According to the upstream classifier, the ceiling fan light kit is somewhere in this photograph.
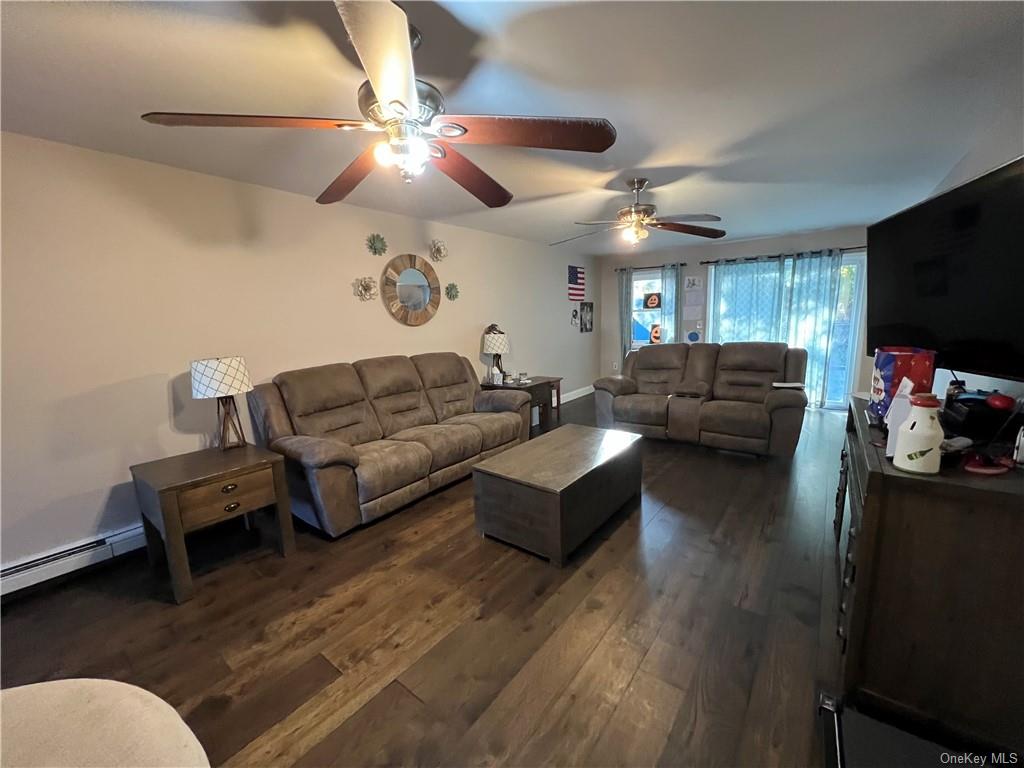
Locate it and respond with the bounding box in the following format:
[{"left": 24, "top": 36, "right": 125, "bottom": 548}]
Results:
[{"left": 141, "top": 0, "right": 616, "bottom": 209}]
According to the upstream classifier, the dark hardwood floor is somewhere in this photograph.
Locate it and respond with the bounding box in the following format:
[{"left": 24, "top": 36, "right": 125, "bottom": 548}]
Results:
[{"left": 1, "top": 396, "right": 846, "bottom": 767}]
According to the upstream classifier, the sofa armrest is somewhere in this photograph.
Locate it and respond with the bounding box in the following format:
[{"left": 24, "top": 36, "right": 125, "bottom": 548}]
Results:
[
  {"left": 675, "top": 380, "right": 710, "bottom": 399},
  {"left": 270, "top": 435, "right": 359, "bottom": 469},
  {"left": 594, "top": 376, "right": 638, "bottom": 397},
  {"left": 474, "top": 389, "right": 531, "bottom": 413},
  {"left": 764, "top": 388, "right": 808, "bottom": 413}
]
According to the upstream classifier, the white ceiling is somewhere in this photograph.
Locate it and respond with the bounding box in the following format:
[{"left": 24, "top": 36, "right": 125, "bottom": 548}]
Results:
[{"left": 3, "top": 1, "right": 1021, "bottom": 253}]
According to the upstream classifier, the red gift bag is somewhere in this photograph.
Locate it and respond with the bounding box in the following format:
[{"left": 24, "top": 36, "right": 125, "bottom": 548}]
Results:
[{"left": 869, "top": 347, "right": 936, "bottom": 418}]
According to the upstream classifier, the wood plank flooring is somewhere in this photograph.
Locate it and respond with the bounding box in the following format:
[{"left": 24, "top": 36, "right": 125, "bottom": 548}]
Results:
[{"left": 1, "top": 397, "right": 846, "bottom": 767}]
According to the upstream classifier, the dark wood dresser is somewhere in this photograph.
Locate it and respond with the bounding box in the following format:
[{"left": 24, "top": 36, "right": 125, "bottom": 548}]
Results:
[{"left": 833, "top": 397, "right": 1024, "bottom": 750}]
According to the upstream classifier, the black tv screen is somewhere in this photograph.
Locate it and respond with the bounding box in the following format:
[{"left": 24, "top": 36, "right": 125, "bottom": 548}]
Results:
[{"left": 866, "top": 157, "right": 1024, "bottom": 381}]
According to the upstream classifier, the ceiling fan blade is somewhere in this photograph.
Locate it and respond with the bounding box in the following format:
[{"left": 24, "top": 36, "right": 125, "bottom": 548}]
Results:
[
  {"left": 316, "top": 144, "right": 378, "bottom": 204},
  {"left": 649, "top": 222, "right": 727, "bottom": 239},
  {"left": 574, "top": 220, "right": 624, "bottom": 226},
  {"left": 141, "top": 112, "right": 378, "bottom": 130},
  {"left": 652, "top": 213, "right": 722, "bottom": 223},
  {"left": 335, "top": 0, "right": 418, "bottom": 121},
  {"left": 430, "top": 142, "right": 512, "bottom": 208},
  {"left": 549, "top": 225, "right": 626, "bottom": 246},
  {"left": 429, "top": 115, "right": 616, "bottom": 152}
]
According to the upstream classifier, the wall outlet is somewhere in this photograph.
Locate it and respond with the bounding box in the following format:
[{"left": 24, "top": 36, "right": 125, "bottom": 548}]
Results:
[{"left": 612, "top": 361, "right": 619, "bottom": 371}]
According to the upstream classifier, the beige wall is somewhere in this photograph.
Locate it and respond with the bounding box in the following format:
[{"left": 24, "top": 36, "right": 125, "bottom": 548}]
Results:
[
  {"left": 0, "top": 132, "right": 600, "bottom": 565},
  {"left": 597, "top": 226, "right": 868, "bottom": 377}
]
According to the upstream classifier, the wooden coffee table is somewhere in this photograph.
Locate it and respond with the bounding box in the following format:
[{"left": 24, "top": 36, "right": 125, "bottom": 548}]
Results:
[{"left": 472, "top": 424, "right": 642, "bottom": 566}]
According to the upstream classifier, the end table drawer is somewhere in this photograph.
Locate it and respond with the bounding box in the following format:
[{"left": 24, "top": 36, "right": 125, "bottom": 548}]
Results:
[{"left": 178, "top": 467, "right": 276, "bottom": 532}]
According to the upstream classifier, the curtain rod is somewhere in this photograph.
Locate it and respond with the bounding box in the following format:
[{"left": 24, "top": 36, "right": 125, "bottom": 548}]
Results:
[
  {"left": 613, "top": 246, "right": 865, "bottom": 271},
  {"left": 698, "top": 245, "right": 866, "bottom": 266},
  {"left": 613, "top": 262, "right": 687, "bottom": 272}
]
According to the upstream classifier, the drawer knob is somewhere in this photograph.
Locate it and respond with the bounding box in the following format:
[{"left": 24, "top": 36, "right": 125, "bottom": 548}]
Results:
[
  {"left": 849, "top": 527, "right": 858, "bottom": 539},
  {"left": 221, "top": 483, "right": 238, "bottom": 494},
  {"left": 836, "top": 625, "right": 846, "bottom": 639},
  {"left": 224, "top": 502, "right": 240, "bottom": 513},
  {"left": 843, "top": 576, "right": 854, "bottom": 588},
  {"left": 846, "top": 552, "right": 855, "bottom": 563}
]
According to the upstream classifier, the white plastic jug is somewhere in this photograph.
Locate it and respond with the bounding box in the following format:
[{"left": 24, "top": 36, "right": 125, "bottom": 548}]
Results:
[{"left": 893, "top": 394, "right": 943, "bottom": 475}]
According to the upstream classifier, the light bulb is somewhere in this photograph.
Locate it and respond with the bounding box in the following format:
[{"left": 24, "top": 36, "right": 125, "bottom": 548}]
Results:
[
  {"left": 377, "top": 135, "right": 431, "bottom": 182},
  {"left": 622, "top": 227, "right": 639, "bottom": 244},
  {"left": 404, "top": 135, "right": 431, "bottom": 167},
  {"left": 391, "top": 135, "right": 429, "bottom": 176},
  {"left": 638, "top": 227, "right": 649, "bottom": 240},
  {"left": 373, "top": 141, "right": 395, "bottom": 167}
]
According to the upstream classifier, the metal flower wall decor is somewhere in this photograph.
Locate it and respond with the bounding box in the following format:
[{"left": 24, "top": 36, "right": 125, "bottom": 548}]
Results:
[
  {"left": 428, "top": 239, "right": 448, "bottom": 262},
  {"left": 365, "top": 233, "right": 387, "bottom": 256},
  {"left": 353, "top": 276, "right": 379, "bottom": 302},
  {"left": 445, "top": 282, "right": 460, "bottom": 301}
]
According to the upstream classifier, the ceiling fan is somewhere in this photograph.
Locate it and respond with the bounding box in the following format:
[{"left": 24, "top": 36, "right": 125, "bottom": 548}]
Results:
[
  {"left": 141, "top": 1, "right": 616, "bottom": 209},
  {"left": 550, "top": 177, "right": 726, "bottom": 246}
]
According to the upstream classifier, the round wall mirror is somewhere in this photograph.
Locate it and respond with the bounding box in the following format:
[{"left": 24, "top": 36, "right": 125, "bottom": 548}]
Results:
[{"left": 381, "top": 253, "right": 441, "bottom": 326}]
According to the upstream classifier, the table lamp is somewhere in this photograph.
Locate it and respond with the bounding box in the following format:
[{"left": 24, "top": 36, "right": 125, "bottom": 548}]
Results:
[
  {"left": 190, "top": 356, "right": 253, "bottom": 450},
  {"left": 482, "top": 326, "right": 510, "bottom": 376}
]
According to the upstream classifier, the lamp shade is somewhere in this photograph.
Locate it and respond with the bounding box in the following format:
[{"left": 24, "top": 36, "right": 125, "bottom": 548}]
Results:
[
  {"left": 482, "top": 332, "right": 510, "bottom": 355},
  {"left": 190, "top": 356, "right": 252, "bottom": 399}
]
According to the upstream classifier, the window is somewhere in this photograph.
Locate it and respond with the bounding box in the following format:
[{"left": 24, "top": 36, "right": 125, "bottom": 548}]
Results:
[{"left": 630, "top": 268, "right": 676, "bottom": 348}]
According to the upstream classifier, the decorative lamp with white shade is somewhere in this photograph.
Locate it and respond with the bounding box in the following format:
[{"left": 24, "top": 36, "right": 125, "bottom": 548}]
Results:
[
  {"left": 190, "top": 356, "right": 253, "bottom": 450},
  {"left": 481, "top": 325, "right": 511, "bottom": 377}
]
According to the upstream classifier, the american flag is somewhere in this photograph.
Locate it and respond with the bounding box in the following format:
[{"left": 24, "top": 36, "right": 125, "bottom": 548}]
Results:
[{"left": 568, "top": 265, "right": 586, "bottom": 300}]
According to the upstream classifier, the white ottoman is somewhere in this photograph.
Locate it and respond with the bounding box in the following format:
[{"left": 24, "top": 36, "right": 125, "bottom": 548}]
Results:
[{"left": 1, "top": 679, "right": 208, "bottom": 768}]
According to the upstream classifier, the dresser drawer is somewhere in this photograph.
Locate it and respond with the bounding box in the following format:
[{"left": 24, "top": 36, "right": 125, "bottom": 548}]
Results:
[
  {"left": 846, "top": 433, "right": 868, "bottom": 507},
  {"left": 837, "top": 578, "right": 855, "bottom": 654},
  {"left": 178, "top": 467, "right": 276, "bottom": 532}
]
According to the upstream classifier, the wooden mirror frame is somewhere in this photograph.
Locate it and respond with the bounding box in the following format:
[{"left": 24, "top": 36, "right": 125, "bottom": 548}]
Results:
[{"left": 380, "top": 253, "right": 441, "bottom": 326}]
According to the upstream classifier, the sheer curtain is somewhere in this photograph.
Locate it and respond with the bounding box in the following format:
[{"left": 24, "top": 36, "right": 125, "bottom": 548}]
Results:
[
  {"left": 661, "top": 263, "right": 683, "bottom": 343},
  {"left": 617, "top": 267, "right": 633, "bottom": 366},
  {"left": 708, "top": 250, "right": 843, "bottom": 406}
]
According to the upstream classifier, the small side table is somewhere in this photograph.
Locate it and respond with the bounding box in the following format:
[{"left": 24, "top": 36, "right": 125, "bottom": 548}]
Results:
[
  {"left": 130, "top": 445, "right": 294, "bottom": 603},
  {"left": 482, "top": 376, "right": 563, "bottom": 430}
]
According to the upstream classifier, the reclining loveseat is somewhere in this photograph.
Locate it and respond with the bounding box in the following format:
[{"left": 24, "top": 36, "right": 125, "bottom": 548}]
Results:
[{"left": 594, "top": 341, "right": 808, "bottom": 457}]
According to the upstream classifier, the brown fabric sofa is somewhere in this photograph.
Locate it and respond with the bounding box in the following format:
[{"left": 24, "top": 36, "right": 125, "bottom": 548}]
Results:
[
  {"left": 248, "top": 352, "right": 530, "bottom": 537},
  {"left": 594, "top": 342, "right": 808, "bottom": 457}
]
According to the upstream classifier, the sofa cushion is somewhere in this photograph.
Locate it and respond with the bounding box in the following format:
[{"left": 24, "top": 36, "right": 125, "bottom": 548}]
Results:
[
  {"left": 352, "top": 439, "right": 432, "bottom": 503},
  {"left": 274, "top": 363, "right": 383, "bottom": 445},
  {"left": 411, "top": 352, "right": 478, "bottom": 422},
  {"left": 613, "top": 393, "right": 670, "bottom": 426},
  {"left": 677, "top": 343, "right": 720, "bottom": 397},
  {"left": 354, "top": 356, "right": 437, "bottom": 436},
  {"left": 633, "top": 344, "right": 689, "bottom": 395},
  {"left": 443, "top": 412, "right": 521, "bottom": 451},
  {"left": 712, "top": 342, "right": 788, "bottom": 404},
  {"left": 700, "top": 400, "right": 771, "bottom": 439},
  {"left": 389, "top": 423, "right": 483, "bottom": 472}
]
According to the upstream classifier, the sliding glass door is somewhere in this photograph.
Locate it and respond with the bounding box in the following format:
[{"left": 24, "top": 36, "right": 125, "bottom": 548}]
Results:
[
  {"left": 707, "top": 249, "right": 866, "bottom": 408},
  {"left": 823, "top": 251, "right": 866, "bottom": 409}
]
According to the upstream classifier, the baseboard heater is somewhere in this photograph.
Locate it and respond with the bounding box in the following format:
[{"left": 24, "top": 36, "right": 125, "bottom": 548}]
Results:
[{"left": 0, "top": 525, "right": 145, "bottom": 596}]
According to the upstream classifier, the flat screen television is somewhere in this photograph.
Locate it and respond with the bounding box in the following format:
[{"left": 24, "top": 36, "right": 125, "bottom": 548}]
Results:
[{"left": 866, "top": 157, "right": 1024, "bottom": 381}]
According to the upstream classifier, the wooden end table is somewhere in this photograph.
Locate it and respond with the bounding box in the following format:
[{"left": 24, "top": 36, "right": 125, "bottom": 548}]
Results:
[
  {"left": 481, "top": 375, "right": 563, "bottom": 430},
  {"left": 130, "top": 445, "right": 294, "bottom": 603}
]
